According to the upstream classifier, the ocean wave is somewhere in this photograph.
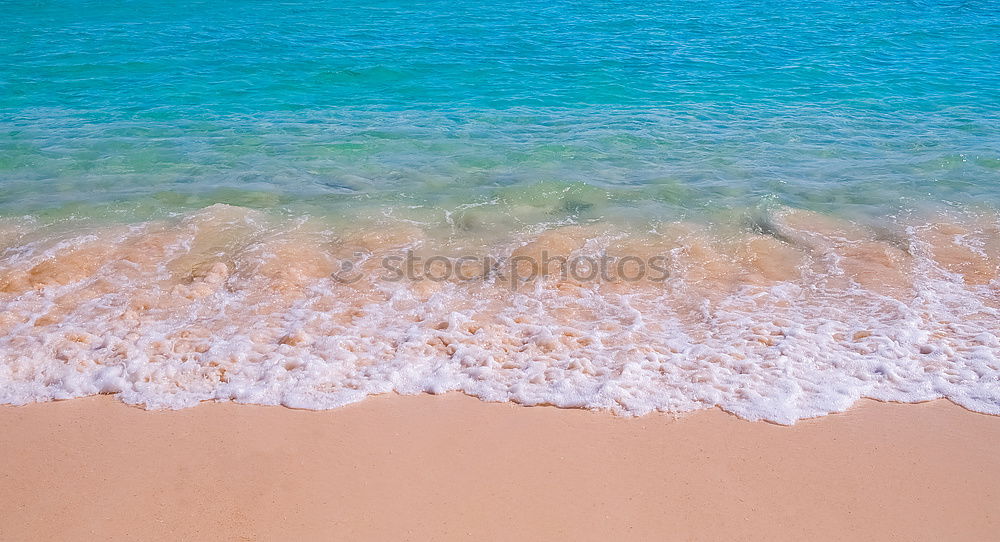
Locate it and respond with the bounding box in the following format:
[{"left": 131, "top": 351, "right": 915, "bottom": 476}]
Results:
[{"left": 0, "top": 204, "right": 998, "bottom": 424}]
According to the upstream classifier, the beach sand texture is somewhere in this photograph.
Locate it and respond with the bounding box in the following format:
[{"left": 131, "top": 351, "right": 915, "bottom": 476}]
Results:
[{"left": 1, "top": 395, "right": 997, "bottom": 541}]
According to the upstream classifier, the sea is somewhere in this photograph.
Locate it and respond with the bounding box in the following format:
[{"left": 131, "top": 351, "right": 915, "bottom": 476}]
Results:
[{"left": 1, "top": 0, "right": 998, "bottom": 423}]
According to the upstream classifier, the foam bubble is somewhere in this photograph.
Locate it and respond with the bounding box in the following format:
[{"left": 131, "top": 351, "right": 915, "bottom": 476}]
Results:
[{"left": 0, "top": 205, "right": 997, "bottom": 424}]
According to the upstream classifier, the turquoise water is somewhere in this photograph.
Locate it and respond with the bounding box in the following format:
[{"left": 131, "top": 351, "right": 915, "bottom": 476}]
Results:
[
  {"left": 3, "top": 1, "right": 1000, "bottom": 421},
  {"left": 2, "top": 0, "right": 999, "bottom": 223}
]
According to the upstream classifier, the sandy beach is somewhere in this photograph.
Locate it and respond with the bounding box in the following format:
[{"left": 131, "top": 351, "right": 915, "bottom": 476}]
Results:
[
  {"left": 4, "top": 1, "right": 999, "bottom": 540},
  {"left": 1, "top": 395, "right": 997, "bottom": 541}
]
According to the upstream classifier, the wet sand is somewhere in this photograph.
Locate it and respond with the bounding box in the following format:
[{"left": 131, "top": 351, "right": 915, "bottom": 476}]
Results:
[{"left": 1, "top": 395, "right": 998, "bottom": 541}]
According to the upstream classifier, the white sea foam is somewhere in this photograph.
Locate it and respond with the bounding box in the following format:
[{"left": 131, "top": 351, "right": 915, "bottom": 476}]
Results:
[{"left": 0, "top": 205, "right": 997, "bottom": 424}]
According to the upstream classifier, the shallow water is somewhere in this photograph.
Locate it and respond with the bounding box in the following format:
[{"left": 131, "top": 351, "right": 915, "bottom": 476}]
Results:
[
  {"left": 1, "top": 0, "right": 998, "bottom": 422},
  {"left": 1, "top": 205, "right": 997, "bottom": 423}
]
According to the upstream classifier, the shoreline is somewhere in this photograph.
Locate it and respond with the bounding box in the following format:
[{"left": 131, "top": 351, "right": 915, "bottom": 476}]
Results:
[
  {"left": 2, "top": 394, "right": 998, "bottom": 540},
  {"left": 3, "top": 204, "right": 998, "bottom": 423}
]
